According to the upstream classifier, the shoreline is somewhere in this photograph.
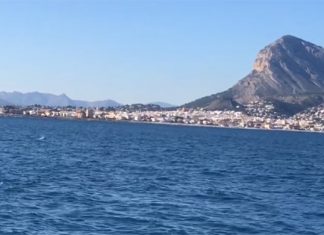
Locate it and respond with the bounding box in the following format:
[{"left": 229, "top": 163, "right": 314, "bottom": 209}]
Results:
[
  {"left": 1, "top": 114, "right": 323, "bottom": 134},
  {"left": 128, "top": 119, "right": 324, "bottom": 134}
]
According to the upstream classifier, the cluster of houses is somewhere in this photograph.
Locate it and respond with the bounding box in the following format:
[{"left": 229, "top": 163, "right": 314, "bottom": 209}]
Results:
[{"left": 0, "top": 103, "right": 323, "bottom": 132}]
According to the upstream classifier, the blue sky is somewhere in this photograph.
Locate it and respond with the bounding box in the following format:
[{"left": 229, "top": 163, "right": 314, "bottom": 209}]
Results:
[{"left": 0, "top": 0, "right": 323, "bottom": 105}]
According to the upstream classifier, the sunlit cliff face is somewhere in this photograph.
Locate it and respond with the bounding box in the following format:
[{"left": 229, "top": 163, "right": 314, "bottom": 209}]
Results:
[{"left": 253, "top": 48, "right": 272, "bottom": 72}]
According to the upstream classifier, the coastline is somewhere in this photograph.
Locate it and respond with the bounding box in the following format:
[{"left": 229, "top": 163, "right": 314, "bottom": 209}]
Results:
[
  {"left": 1, "top": 114, "right": 323, "bottom": 134},
  {"left": 128, "top": 119, "right": 324, "bottom": 134}
]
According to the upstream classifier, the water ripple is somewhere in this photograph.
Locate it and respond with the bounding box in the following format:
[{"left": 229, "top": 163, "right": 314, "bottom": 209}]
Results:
[{"left": 0, "top": 117, "right": 324, "bottom": 234}]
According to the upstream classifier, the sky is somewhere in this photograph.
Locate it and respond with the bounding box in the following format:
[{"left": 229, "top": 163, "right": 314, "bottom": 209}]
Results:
[{"left": 0, "top": 0, "right": 323, "bottom": 105}]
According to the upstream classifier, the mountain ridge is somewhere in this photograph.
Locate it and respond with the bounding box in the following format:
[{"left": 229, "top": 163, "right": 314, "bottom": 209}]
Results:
[{"left": 0, "top": 91, "right": 176, "bottom": 109}]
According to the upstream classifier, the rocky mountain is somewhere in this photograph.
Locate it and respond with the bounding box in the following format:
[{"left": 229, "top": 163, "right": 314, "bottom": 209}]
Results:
[
  {"left": 0, "top": 91, "right": 121, "bottom": 107},
  {"left": 184, "top": 35, "right": 324, "bottom": 114}
]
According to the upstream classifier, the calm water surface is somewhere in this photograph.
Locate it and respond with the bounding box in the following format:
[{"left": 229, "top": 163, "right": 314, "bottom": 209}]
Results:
[{"left": 0, "top": 117, "right": 324, "bottom": 234}]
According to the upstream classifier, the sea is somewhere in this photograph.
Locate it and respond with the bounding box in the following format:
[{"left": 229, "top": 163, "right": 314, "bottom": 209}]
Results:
[{"left": 0, "top": 117, "right": 324, "bottom": 235}]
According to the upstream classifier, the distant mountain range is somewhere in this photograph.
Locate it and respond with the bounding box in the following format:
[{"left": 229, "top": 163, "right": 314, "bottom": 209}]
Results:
[
  {"left": 184, "top": 35, "right": 324, "bottom": 114},
  {"left": 0, "top": 91, "right": 176, "bottom": 108},
  {"left": 0, "top": 91, "right": 121, "bottom": 107}
]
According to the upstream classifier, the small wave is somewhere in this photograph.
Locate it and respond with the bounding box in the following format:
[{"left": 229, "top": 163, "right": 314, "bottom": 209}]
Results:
[{"left": 38, "top": 136, "right": 45, "bottom": 141}]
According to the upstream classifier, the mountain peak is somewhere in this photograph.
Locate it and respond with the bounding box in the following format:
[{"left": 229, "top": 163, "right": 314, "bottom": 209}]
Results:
[
  {"left": 253, "top": 35, "right": 300, "bottom": 72},
  {"left": 253, "top": 35, "right": 324, "bottom": 73},
  {"left": 277, "top": 34, "right": 302, "bottom": 42}
]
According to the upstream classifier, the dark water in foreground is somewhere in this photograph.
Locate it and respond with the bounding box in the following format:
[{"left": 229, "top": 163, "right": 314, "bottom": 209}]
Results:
[{"left": 0, "top": 117, "right": 324, "bottom": 235}]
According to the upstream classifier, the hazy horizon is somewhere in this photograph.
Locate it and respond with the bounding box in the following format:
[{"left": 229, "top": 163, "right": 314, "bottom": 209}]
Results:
[{"left": 1, "top": 0, "right": 323, "bottom": 105}]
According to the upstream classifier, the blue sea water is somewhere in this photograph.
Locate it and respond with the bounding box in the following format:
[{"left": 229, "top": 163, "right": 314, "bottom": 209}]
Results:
[{"left": 0, "top": 117, "right": 324, "bottom": 235}]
